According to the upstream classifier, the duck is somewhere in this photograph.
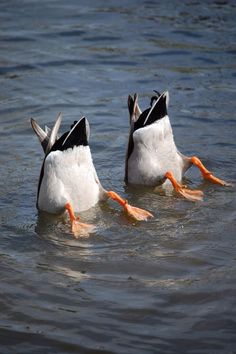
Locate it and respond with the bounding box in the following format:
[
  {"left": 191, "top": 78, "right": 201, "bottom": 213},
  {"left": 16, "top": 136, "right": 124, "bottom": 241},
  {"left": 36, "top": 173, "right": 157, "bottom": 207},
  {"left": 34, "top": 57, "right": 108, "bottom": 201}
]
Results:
[
  {"left": 125, "top": 90, "right": 230, "bottom": 201},
  {"left": 31, "top": 113, "right": 153, "bottom": 236}
]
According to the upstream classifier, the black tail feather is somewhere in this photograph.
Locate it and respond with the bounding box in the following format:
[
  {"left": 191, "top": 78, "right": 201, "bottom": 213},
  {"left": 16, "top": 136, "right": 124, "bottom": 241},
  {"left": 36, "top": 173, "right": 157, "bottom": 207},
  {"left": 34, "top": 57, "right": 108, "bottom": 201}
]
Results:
[
  {"left": 51, "top": 117, "right": 89, "bottom": 152},
  {"left": 133, "top": 91, "right": 168, "bottom": 132}
]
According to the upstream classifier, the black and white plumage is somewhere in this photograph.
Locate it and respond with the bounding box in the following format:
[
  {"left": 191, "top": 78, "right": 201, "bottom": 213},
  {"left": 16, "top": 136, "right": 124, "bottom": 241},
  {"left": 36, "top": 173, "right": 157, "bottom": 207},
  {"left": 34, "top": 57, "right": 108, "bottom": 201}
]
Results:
[
  {"left": 125, "top": 91, "right": 229, "bottom": 200},
  {"left": 31, "top": 115, "right": 105, "bottom": 215},
  {"left": 125, "top": 91, "right": 190, "bottom": 187},
  {"left": 31, "top": 114, "right": 153, "bottom": 235}
]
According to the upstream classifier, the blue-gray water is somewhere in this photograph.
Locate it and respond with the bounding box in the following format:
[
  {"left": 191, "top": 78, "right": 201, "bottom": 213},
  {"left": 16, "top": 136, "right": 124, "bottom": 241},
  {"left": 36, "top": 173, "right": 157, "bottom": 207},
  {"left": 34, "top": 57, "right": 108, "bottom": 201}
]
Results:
[{"left": 0, "top": 1, "right": 236, "bottom": 353}]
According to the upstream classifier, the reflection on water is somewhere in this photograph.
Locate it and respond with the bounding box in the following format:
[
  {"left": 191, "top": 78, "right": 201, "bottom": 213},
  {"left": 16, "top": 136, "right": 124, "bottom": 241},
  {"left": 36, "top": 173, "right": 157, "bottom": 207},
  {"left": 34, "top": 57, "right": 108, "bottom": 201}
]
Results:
[{"left": 0, "top": 0, "right": 236, "bottom": 353}]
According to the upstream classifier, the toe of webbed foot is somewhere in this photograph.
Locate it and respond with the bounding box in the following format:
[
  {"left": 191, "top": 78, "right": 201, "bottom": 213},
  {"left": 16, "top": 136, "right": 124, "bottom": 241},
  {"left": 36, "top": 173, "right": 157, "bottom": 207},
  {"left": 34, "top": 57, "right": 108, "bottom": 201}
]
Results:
[
  {"left": 124, "top": 203, "right": 154, "bottom": 221},
  {"left": 72, "top": 219, "right": 96, "bottom": 238}
]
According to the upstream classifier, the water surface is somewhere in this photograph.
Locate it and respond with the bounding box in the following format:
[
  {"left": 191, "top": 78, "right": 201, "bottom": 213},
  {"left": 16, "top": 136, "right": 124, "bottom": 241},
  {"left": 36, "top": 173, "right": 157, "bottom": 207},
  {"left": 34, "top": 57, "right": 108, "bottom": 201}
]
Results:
[{"left": 0, "top": 1, "right": 236, "bottom": 353}]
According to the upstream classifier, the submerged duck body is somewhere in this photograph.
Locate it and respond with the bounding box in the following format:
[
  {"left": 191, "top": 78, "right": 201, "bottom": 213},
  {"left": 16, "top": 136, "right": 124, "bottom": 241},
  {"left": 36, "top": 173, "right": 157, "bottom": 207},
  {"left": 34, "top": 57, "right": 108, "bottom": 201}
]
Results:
[
  {"left": 35, "top": 117, "right": 102, "bottom": 214},
  {"left": 125, "top": 91, "right": 229, "bottom": 200},
  {"left": 38, "top": 145, "right": 101, "bottom": 214},
  {"left": 31, "top": 114, "right": 153, "bottom": 236},
  {"left": 127, "top": 113, "right": 188, "bottom": 187}
]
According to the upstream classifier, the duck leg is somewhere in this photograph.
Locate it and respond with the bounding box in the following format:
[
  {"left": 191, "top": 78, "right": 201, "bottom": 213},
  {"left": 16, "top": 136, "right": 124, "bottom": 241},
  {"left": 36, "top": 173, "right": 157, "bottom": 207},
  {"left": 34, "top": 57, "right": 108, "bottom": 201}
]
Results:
[
  {"left": 190, "top": 156, "right": 231, "bottom": 186},
  {"left": 107, "top": 191, "right": 153, "bottom": 221},
  {"left": 165, "top": 171, "right": 204, "bottom": 202},
  {"left": 65, "top": 203, "right": 95, "bottom": 237}
]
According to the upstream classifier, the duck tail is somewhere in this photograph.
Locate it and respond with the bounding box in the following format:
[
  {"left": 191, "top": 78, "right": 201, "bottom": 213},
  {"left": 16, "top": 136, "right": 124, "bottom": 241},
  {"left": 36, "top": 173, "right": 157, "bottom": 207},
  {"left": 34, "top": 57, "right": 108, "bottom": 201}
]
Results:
[{"left": 30, "top": 112, "right": 62, "bottom": 154}]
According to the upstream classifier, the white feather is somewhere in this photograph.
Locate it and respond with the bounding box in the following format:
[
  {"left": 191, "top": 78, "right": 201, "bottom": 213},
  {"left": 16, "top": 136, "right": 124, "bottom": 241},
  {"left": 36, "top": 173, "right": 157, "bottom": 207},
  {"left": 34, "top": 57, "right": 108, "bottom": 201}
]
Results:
[
  {"left": 127, "top": 115, "right": 185, "bottom": 187},
  {"left": 38, "top": 145, "right": 101, "bottom": 214}
]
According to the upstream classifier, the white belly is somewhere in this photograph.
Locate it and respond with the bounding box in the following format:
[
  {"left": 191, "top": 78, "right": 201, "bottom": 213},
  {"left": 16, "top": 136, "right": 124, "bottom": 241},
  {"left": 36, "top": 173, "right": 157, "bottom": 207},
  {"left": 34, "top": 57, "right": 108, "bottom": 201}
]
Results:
[
  {"left": 127, "top": 116, "right": 185, "bottom": 186},
  {"left": 38, "top": 146, "right": 101, "bottom": 214}
]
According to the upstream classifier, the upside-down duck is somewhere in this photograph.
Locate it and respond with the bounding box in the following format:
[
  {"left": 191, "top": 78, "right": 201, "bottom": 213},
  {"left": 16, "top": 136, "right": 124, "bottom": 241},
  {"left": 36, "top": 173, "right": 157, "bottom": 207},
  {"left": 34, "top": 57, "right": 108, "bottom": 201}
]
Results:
[
  {"left": 125, "top": 90, "right": 230, "bottom": 201},
  {"left": 31, "top": 114, "right": 153, "bottom": 236}
]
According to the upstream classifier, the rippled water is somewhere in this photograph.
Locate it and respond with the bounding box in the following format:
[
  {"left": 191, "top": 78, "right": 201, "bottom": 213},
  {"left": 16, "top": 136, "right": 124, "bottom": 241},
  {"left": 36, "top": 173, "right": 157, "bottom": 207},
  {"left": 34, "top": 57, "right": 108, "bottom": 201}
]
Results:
[{"left": 1, "top": 1, "right": 236, "bottom": 353}]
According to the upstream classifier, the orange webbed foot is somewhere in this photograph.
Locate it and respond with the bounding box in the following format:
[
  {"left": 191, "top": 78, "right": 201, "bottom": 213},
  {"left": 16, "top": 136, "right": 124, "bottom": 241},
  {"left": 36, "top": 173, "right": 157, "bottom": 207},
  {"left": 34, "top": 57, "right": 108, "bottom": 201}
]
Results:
[
  {"left": 165, "top": 171, "right": 203, "bottom": 202},
  {"left": 107, "top": 191, "right": 153, "bottom": 221},
  {"left": 191, "top": 156, "right": 232, "bottom": 187},
  {"left": 175, "top": 186, "right": 204, "bottom": 202},
  {"left": 71, "top": 219, "right": 95, "bottom": 238},
  {"left": 65, "top": 203, "right": 95, "bottom": 238},
  {"left": 124, "top": 203, "right": 154, "bottom": 221}
]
